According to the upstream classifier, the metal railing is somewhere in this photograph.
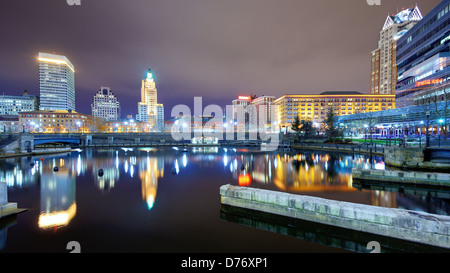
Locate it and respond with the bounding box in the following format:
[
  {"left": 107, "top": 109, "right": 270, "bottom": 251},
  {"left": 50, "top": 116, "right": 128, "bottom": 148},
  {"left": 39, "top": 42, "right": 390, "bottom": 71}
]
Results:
[{"left": 290, "top": 141, "right": 385, "bottom": 155}]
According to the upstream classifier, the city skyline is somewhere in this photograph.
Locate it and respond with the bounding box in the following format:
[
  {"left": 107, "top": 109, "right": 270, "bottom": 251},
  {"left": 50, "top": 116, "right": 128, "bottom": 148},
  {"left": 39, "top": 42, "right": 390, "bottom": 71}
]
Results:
[
  {"left": 2, "top": 0, "right": 450, "bottom": 256},
  {"left": 0, "top": 0, "right": 442, "bottom": 118}
]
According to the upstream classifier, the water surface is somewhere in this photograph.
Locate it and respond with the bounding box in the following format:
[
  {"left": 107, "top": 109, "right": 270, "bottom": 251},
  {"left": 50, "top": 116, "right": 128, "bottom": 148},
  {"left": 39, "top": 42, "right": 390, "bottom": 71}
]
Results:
[{"left": 0, "top": 147, "right": 448, "bottom": 253}]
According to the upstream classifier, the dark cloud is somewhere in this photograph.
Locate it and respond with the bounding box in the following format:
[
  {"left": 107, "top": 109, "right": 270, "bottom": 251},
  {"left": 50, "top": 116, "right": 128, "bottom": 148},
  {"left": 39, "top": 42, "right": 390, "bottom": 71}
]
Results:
[{"left": 0, "top": 0, "right": 442, "bottom": 118}]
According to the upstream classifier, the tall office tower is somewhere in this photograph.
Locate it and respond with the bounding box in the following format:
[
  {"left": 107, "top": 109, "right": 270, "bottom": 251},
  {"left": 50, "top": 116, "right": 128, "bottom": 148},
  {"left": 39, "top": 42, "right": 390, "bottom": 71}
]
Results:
[
  {"left": 397, "top": 0, "right": 450, "bottom": 108},
  {"left": 139, "top": 69, "right": 158, "bottom": 129},
  {"left": 156, "top": 103, "right": 164, "bottom": 132},
  {"left": 38, "top": 52, "right": 75, "bottom": 111},
  {"left": 91, "top": 87, "right": 121, "bottom": 121},
  {"left": 370, "top": 6, "right": 423, "bottom": 95}
]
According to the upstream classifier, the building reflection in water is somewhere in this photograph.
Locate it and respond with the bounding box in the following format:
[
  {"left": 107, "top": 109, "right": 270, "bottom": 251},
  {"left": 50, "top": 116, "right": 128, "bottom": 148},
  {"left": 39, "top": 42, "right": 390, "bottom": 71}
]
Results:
[
  {"left": 79, "top": 148, "right": 165, "bottom": 210},
  {"left": 226, "top": 151, "right": 398, "bottom": 209},
  {"left": 1, "top": 146, "right": 449, "bottom": 229},
  {"left": 140, "top": 155, "right": 164, "bottom": 210},
  {"left": 38, "top": 159, "right": 76, "bottom": 230}
]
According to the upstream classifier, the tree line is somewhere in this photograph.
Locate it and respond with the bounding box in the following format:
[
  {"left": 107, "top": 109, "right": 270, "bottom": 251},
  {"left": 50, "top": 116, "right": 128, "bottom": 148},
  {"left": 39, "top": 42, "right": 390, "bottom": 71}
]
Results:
[{"left": 290, "top": 110, "right": 341, "bottom": 140}]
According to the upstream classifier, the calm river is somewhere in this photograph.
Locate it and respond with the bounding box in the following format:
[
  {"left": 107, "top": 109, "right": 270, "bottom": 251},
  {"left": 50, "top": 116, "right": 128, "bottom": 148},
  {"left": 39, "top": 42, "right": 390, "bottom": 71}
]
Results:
[{"left": 0, "top": 147, "right": 449, "bottom": 253}]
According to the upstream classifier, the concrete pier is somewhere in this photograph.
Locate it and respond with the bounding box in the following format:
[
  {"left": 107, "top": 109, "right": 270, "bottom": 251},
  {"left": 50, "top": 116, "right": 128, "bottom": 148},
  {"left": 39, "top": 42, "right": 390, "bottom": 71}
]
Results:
[
  {"left": 220, "top": 184, "right": 450, "bottom": 249},
  {"left": 0, "top": 182, "right": 25, "bottom": 219},
  {"left": 352, "top": 168, "right": 450, "bottom": 190}
]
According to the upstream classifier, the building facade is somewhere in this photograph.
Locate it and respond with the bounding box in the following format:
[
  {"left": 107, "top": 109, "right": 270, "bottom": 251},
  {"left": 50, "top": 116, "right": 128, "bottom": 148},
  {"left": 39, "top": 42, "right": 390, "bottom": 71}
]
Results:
[
  {"left": 251, "top": 95, "right": 276, "bottom": 128},
  {"left": 38, "top": 52, "right": 76, "bottom": 111},
  {"left": 19, "top": 110, "right": 93, "bottom": 133},
  {"left": 371, "top": 7, "right": 423, "bottom": 95},
  {"left": 91, "top": 87, "right": 121, "bottom": 122},
  {"left": 136, "top": 102, "right": 148, "bottom": 123},
  {"left": 0, "top": 90, "right": 38, "bottom": 116},
  {"left": 0, "top": 115, "right": 21, "bottom": 133},
  {"left": 156, "top": 103, "right": 164, "bottom": 132},
  {"left": 232, "top": 95, "right": 253, "bottom": 131},
  {"left": 274, "top": 91, "right": 395, "bottom": 132},
  {"left": 103, "top": 120, "right": 152, "bottom": 133},
  {"left": 396, "top": 0, "right": 450, "bottom": 108}
]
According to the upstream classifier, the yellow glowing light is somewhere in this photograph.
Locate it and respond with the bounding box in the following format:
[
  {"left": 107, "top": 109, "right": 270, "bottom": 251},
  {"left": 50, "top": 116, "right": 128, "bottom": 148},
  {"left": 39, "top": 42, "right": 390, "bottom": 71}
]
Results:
[
  {"left": 38, "top": 203, "right": 77, "bottom": 229},
  {"left": 38, "top": 57, "right": 75, "bottom": 73}
]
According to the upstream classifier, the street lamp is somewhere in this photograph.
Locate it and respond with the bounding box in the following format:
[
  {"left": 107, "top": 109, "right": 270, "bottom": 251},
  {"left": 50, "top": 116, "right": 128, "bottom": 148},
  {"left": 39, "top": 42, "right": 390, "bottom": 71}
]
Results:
[
  {"left": 438, "top": 118, "right": 444, "bottom": 146},
  {"left": 426, "top": 111, "right": 430, "bottom": 147},
  {"left": 364, "top": 124, "right": 368, "bottom": 143},
  {"left": 76, "top": 121, "right": 81, "bottom": 133}
]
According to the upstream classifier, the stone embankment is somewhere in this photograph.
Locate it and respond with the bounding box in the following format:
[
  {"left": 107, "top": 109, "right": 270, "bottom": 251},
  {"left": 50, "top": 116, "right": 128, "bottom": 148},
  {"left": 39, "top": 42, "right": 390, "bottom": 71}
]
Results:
[
  {"left": 220, "top": 184, "right": 450, "bottom": 249},
  {"left": 384, "top": 147, "right": 450, "bottom": 171},
  {"left": 352, "top": 168, "right": 450, "bottom": 190}
]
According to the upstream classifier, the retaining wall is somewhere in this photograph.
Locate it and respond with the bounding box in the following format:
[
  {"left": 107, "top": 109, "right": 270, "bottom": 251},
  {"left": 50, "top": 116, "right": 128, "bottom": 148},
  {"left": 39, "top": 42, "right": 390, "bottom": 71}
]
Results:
[
  {"left": 352, "top": 168, "right": 450, "bottom": 188},
  {"left": 220, "top": 184, "right": 450, "bottom": 249},
  {"left": 384, "top": 146, "right": 450, "bottom": 171},
  {"left": 0, "top": 182, "right": 6, "bottom": 206}
]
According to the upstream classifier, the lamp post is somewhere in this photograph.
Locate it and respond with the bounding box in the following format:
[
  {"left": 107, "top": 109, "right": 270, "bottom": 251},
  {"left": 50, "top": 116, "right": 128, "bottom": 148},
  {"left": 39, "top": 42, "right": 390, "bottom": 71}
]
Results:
[
  {"left": 419, "top": 121, "right": 424, "bottom": 148},
  {"left": 426, "top": 111, "right": 430, "bottom": 147},
  {"left": 364, "top": 124, "right": 368, "bottom": 144},
  {"left": 30, "top": 121, "right": 36, "bottom": 133}
]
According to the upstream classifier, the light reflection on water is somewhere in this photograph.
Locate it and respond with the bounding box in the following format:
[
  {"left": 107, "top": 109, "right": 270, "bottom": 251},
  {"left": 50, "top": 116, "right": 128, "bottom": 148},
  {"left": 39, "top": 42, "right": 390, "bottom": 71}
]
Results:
[{"left": 0, "top": 148, "right": 448, "bottom": 235}]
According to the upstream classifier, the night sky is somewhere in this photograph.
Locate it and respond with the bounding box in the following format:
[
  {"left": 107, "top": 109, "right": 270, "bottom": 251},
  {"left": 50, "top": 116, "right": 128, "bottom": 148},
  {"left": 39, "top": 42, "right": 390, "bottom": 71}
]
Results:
[{"left": 0, "top": 0, "right": 442, "bottom": 118}]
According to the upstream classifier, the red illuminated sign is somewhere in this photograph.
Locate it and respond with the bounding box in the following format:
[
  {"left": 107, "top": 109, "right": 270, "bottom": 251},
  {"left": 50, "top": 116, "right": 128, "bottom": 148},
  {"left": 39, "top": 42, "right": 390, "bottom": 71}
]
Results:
[
  {"left": 238, "top": 96, "right": 251, "bottom": 101},
  {"left": 415, "top": 79, "right": 443, "bottom": 87}
]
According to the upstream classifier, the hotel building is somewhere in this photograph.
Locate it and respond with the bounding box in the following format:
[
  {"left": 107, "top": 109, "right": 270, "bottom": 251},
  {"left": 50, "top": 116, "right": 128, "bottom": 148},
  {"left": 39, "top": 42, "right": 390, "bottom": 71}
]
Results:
[
  {"left": 91, "top": 87, "right": 121, "bottom": 122},
  {"left": 0, "top": 90, "right": 38, "bottom": 116},
  {"left": 38, "top": 52, "right": 76, "bottom": 111},
  {"left": 19, "top": 110, "right": 93, "bottom": 133},
  {"left": 396, "top": 0, "right": 450, "bottom": 108},
  {"left": 370, "top": 6, "right": 423, "bottom": 95},
  {"left": 274, "top": 91, "right": 395, "bottom": 132},
  {"left": 231, "top": 95, "right": 253, "bottom": 131},
  {"left": 252, "top": 95, "right": 276, "bottom": 127}
]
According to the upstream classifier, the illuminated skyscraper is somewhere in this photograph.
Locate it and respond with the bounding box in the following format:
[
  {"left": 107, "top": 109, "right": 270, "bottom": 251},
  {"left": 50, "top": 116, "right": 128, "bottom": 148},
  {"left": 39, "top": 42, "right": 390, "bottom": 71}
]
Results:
[
  {"left": 38, "top": 52, "right": 75, "bottom": 111},
  {"left": 138, "top": 69, "right": 158, "bottom": 129},
  {"left": 370, "top": 6, "right": 423, "bottom": 95},
  {"left": 137, "top": 69, "right": 165, "bottom": 131},
  {"left": 397, "top": 0, "right": 450, "bottom": 108}
]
